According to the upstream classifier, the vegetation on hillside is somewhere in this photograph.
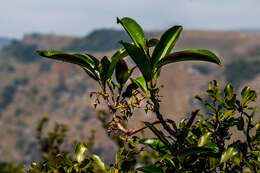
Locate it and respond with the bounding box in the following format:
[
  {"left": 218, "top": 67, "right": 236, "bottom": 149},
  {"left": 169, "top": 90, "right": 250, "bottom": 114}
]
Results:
[{"left": 31, "top": 17, "right": 259, "bottom": 172}]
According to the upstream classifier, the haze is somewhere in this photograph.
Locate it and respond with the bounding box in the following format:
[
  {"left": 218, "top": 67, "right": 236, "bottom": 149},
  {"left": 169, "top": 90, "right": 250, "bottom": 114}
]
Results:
[{"left": 1, "top": 0, "right": 260, "bottom": 39}]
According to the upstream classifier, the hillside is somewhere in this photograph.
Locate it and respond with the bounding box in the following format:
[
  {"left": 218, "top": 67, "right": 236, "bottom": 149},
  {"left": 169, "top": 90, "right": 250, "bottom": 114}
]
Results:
[
  {"left": 0, "top": 37, "right": 11, "bottom": 49},
  {"left": 1, "top": 29, "right": 260, "bottom": 164}
]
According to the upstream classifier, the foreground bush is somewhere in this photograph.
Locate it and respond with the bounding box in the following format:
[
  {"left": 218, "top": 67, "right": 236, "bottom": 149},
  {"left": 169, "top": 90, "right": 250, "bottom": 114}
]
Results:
[{"left": 12, "top": 17, "right": 259, "bottom": 172}]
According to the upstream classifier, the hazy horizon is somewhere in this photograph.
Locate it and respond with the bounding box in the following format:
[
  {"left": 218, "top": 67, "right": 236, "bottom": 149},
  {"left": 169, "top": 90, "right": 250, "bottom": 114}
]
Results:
[{"left": 1, "top": 0, "right": 260, "bottom": 39}]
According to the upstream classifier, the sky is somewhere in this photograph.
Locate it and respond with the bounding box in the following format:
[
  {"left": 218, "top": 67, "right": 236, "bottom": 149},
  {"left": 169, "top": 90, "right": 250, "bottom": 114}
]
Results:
[{"left": 1, "top": 0, "right": 260, "bottom": 39}]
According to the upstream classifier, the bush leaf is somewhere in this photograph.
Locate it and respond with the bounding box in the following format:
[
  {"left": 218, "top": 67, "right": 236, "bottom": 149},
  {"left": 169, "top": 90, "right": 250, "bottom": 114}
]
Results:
[
  {"left": 156, "top": 49, "right": 221, "bottom": 69},
  {"left": 91, "top": 154, "right": 106, "bottom": 172},
  {"left": 151, "top": 25, "right": 183, "bottom": 67},
  {"left": 75, "top": 142, "right": 88, "bottom": 163},
  {"left": 120, "top": 41, "right": 152, "bottom": 81},
  {"left": 117, "top": 17, "right": 147, "bottom": 51},
  {"left": 115, "top": 59, "right": 130, "bottom": 85},
  {"left": 139, "top": 138, "right": 171, "bottom": 154},
  {"left": 220, "top": 147, "right": 238, "bottom": 163},
  {"left": 131, "top": 77, "right": 148, "bottom": 94},
  {"left": 107, "top": 47, "right": 128, "bottom": 79}
]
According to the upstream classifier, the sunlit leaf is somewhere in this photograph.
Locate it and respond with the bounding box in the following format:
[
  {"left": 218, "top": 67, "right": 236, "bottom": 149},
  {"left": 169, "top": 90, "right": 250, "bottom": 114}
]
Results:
[
  {"left": 220, "top": 147, "right": 238, "bottom": 163},
  {"left": 117, "top": 17, "right": 147, "bottom": 51},
  {"left": 156, "top": 49, "right": 221, "bottom": 70},
  {"left": 198, "top": 132, "right": 212, "bottom": 147},
  {"left": 75, "top": 142, "right": 88, "bottom": 163},
  {"left": 91, "top": 154, "right": 106, "bottom": 172},
  {"left": 151, "top": 26, "right": 183, "bottom": 67},
  {"left": 139, "top": 138, "right": 171, "bottom": 154},
  {"left": 131, "top": 77, "right": 148, "bottom": 94}
]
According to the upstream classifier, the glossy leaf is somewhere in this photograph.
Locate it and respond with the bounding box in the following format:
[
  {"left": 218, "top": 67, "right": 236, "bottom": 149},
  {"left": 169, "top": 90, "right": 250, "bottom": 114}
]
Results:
[
  {"left": 156, "top": 49, "right": 221, "bottom": 70},
  {"left": 137, "top": 166, "right": 164, "bottom": 173},
  {"left": 115, "top": 59, "right": 130, "bottom": 85},
  {"left": 82, "top": 66, "right": 99, "bottom": 81},
  {"left": 151, "top": 26, "right": 183, "bottom": 67},
  {"left": 100, "top": 56, "right": 111, "bottom": 82},
  {"left": 131, "top": 77, "right": 148, "bottom": 94},
  {"left": 119, "top": 41, "right": 152, "bottom": 81},
  {"left": 143, "top": 122, "right": 171, "bottom": 147},
  {"left": 198, "top": 132, "right": 212, "bottom": 147},
  {"left": 224, "top": 84, "right": 234, "bottom": 100},
  {"left": 75, "top": 142, "right": 88, "bottom": 163},
  {"left": 220, "top": 147, "right": 238, "bottom": 163},
  {"left": 37, "top": 51, "right": 95, "bottom": 68},
  {"left": 107, "top": 48, "right": 128, "bottom": 79},
  {"left": 139, "top": 138, "right": 171, "bottom": 154},
  {"left": 203, "top": 142, "right": 219, "bottom": 153},
  {"left": 117, "top": 17, "right": 147, "bottom": 51},
  {"left": 91, "top": 154, "right": 106, "bottom": 172}
]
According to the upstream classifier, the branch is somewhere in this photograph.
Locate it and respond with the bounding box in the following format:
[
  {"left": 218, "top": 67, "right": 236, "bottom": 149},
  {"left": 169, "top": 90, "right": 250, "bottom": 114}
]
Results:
[
  {"left": 113, "top": 115, "right": 176, "bottom": 136},
  {"left": 150, "top": 91, "right": 178, "bottom": 137}
]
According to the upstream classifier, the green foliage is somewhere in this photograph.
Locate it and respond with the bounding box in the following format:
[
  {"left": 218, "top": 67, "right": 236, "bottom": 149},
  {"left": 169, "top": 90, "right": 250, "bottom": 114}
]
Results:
[
  {"left": 0, "top": 162, "right": 24, "bottom": 173},
  {"left": 33, "top": 17, "right": 260, "bottom": 172}
]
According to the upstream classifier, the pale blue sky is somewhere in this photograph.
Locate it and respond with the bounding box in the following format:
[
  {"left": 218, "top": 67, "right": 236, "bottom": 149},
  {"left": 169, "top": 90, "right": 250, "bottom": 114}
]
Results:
[{"left": 1, "top": 0, "right": 259, "bottom": 39}]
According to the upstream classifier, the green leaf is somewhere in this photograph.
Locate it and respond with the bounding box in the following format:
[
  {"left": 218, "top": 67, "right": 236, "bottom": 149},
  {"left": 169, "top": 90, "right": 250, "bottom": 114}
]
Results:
[
  {"left": 178, "top": 146, "right": 215, "bottom": 162},
  {"left": 37, "top": 51, "right": 100, "bottom": 81},
  {"left": 119, "top": 41, "right": 152, "bottom": 81},
  {"left": 131, "top": 77, "right": 148, "bottom": 94},
  {"left": 115, "top": 59, "right": 131, "bottom": 85},
  {"left": 117, "top": 17, "right": 147, "bottom": 51},
  {"left": 136, "top": 166, "right": 164, "bottom": 173},
  {"left": 82, "top": 66, "right": 99, "bottom": 81},
  {"left": 143, "top": 122, "right": 171, "bottom": 148},
  {"left": 37, "top": 50, "right": 95, "bottom": 68},
  {"left": 151, "top": 25, "right": 183, "bottom": 67},
  {"left": 107, "top": 47, "right": 128, "bottom": 79},
  {"left": 139, "top": 138, "right": 171, "bottom": 154},
  {"left": 198, "top": 132, "right": 212, "bottom": 147},
  {"left": 75, "top": 142, "right": 88, "bottom": 163},
  {"left": 147, "top": 38, "right": 159, "bottom": 47},
  {"left": 91, "top": 154, "right": 106, "bottom": 172},
  {"left": 203, "top": 142, "right": 219, "bottom": 153},
  {"left": 100, "top": 56, "right": 111, "bottom": 82},
  {"left": 220, "top": 147, "right": 238, "bottom": 163},
  {"left": 156, "top": 49, "right": 221, "bottom": 70},
  {"left": 224, "top": 84, "right": 234, "bottom": 100},
  {"left": 241, "top": 86, "right": 258, "bottom": 106}
]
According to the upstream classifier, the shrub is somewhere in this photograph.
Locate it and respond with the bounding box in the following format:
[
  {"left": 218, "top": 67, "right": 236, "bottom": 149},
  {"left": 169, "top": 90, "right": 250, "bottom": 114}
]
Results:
[{"left": 32, "top": 17, "right": 259, "bottom": 172}]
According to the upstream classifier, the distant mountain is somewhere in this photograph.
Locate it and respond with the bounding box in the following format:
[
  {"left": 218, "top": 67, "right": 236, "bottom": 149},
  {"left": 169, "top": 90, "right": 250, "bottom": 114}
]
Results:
[
  {"left": 0, "top": 37, "right": 11, "bottom": 49},
  {"left": 237, "top": 29, "right": 260, "bottom": 33},
  {"left": 1, "top": 29, "right": 260, "bottom": 165},
  {"left": 63, "top": 29, "right": 132, "bottom": 52}
]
